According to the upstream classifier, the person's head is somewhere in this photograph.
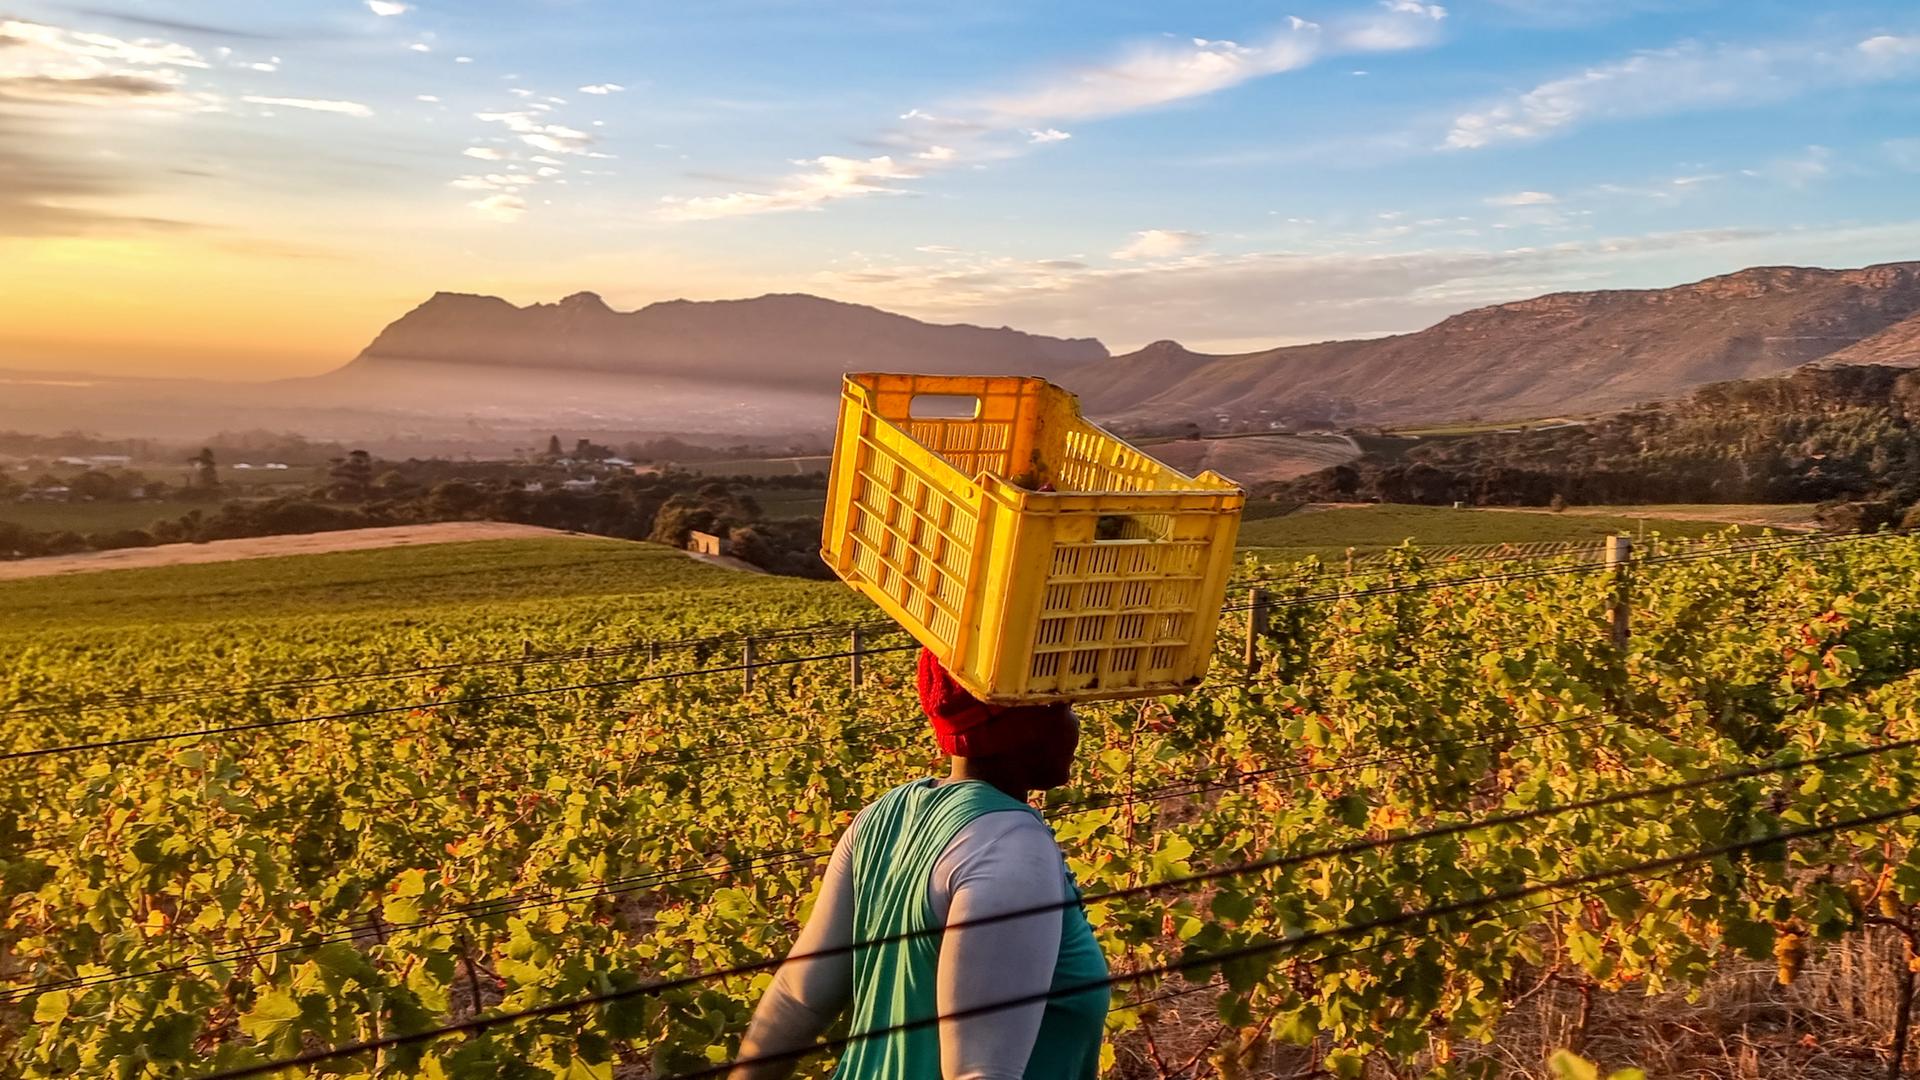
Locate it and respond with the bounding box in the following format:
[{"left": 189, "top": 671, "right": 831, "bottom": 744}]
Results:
[{"left": 916, "top": 648, "right": 1081, "bottom": 793}]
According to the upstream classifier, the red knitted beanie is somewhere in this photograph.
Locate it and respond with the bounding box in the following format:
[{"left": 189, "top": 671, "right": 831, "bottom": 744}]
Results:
[{"left": 916, "top": 648, "right": 1068, "bottom": 757}]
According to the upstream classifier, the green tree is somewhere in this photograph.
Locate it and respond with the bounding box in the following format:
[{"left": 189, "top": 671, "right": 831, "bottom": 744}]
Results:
[
  {"left": 327, "top": 450, "right": 375, "bottom": 502},
  {"left": 188, "top": 448, "right": 219, "bottom": 493}
]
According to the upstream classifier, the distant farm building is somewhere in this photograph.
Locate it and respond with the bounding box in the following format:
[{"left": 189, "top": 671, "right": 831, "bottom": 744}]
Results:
[
  {"left": 559, "top": 478, "right": 598, "bottom": 493},
  {"left": 687, "top": 530, "right": 729, "bottom": 557}
]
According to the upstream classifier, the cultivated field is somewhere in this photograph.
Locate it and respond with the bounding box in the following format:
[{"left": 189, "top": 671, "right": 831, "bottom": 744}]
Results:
[
  {"left": 1143, "top": 433, "right": 1362, "bottom": 484},
  {"left": 0, "top": 499, "right": 207, "bottom": 535},
  {"left": 0, "top": 522, "right": 584, "bottom": 581},
  {"left": 674, "top": 455, "right": 831, "bottom": 477},
  {"left": 1233, "top": 503, "right": 1779, "bottom": 561},
  {"left": 5, "top": 532, "right": 1920, "bottom": 1078}
]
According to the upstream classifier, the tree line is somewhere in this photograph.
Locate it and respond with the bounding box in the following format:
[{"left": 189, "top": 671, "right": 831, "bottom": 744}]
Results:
[
  {"left": 0, "top": 456, "right": 832, "bottom": 577},
  {"left": 1265, "top": 364, "right": 1920, "bottom": 529}
]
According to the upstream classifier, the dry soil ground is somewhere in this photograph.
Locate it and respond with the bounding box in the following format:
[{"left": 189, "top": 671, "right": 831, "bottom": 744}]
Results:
[{"left": 0, "top": 522, "right": 587, "bottom": 581}]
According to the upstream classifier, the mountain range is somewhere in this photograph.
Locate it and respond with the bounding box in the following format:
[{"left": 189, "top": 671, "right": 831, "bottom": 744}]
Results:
[
  {"left": 335, "top": 291, "right": 1104, "bottom": 386},
  {"left": 1078, "top": 261, "right": 1920, "bottom": 428},
  {"left": 9, "top": 261, "right": 1920, "bottom": 449},
  {"left": 323, "top": 261, "right": 1920, "bottom": 434}
]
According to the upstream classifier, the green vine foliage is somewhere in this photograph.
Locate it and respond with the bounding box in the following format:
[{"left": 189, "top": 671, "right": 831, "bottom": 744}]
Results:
[{"left": 3, "top": 534, "right": 1919, "bottom": 1077}]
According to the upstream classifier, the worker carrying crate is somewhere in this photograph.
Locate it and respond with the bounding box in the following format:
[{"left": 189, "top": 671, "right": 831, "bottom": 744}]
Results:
[{"left": 820, "top": 373, "right": 1245, "bottom": 704}]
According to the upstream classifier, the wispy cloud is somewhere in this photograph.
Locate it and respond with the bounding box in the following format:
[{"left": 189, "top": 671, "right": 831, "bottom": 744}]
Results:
[
  {"left": 468, "top": 192, "right": 525, "bottom": 221},
  {"left": 454, "top": 172, "right": 536, "bottom": 192},
  {"left": 242, "top": 94, "right": 371, "bottom": 117},
  {"left": 814, "top": 222, "right": 1914, "bottom": 354},
  {"left": 1446, "top": 34, "right": 1920, "bottom": 150},
  {"left": 477, "top": 109, "right": 597, "bottom": 154},
  {"left": 1860, "top": 34, "right": 1920, "bottom": 60},
  {"left": 976, "top": 5, "right": 1442, "bottom": 123},
  {"left": 0, "top": 71, "right": 176, "bottom": 104},
  {"left": 0, "top": 17, "right": 208, "bottom": 69},
  {"left": 659, "top": 154, "right": 921, "bottom": 221},
  {"left": 72, "top": 9, "right": 282, "bottom": 41},
  {"left": 579, "top": 83, "right": 624, "bottom": 95},
  {"left": 1485, "top": 190, "right": 1557, "bottom": 206},
  {"left": 0, "top": 112, "right": 197, "bottom": 236},
  {"left": 0, "top": 17, "right": 216, "bottom": 110},
  {"left": 1112, "top": 229, "right": 1208, "bottom": 260},
  {"left": 976, "top": 35, "right": 1321, "bottom": 123},
  {"left": 1741, "top": 145, "right": 1831, "bottom": 188},
  {"left": 366, "top": 1, "right": 408, "bottom": 16},
  {"left": 660, "top": 2, "right": 1446, "bottom": 222}
]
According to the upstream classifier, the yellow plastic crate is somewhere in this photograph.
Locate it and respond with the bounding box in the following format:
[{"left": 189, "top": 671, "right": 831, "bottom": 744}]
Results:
[{"left": 821, "top": 373, "right": 1245, "bottom": 703}]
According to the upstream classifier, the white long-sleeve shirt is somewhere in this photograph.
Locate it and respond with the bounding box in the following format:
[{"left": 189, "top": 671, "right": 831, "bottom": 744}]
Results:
[{"left": 734, "top": 801, "right": 1071, "bottom": 1079}]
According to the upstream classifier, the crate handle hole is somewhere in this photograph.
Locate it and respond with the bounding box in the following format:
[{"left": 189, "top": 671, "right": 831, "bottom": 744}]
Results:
[
  {"left": 909, "top": 394, "right": 982, "bottom": 420},
  {"left": 1095, "top": 514, "right": 1163, "bottom": 542}
]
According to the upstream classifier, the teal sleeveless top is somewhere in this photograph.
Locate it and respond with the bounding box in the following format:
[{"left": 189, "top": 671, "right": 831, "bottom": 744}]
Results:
[{"left": 833, "top": 779, "right": 1108, "bottom": 1079}]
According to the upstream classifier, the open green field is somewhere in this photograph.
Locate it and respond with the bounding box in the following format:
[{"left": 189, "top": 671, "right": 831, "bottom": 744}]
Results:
[
  {"left": 1557, "top": 502, "right": 1821, "bottom": 528},
  {"left": 677, "top": 455, "right": 830, "bottom": 477},
  {"left": 0, "top": 537, "right": 857, "bottom": 632},
  {"left": 1384, "top": 416, "right": 1587, "bottom": 436},
  {"left": 1235, "top": 503, "right": 1785, "bottom": 561},
  {"left": 0, "top": 499, "right": 203, "bottom": 534},
  {"left": 746, "top": 487, "right": 829, "bottom": 520}
]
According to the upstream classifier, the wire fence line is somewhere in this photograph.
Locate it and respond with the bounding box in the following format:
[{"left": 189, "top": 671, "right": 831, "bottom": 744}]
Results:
[
  {"left": 0, "top": 617, "right": 905, "bottom": 721},
  {"left": 1, "top": 709, "right": 1634, "bottom": 999},
  {"left": 7, "top": 527, "right": 1911, "bottom": 1074},
  {"left": 4, "top": 530, "right": 1894, "bottom": 764},
  {"left": 0, "top": 643, "right": 923, "bottom": 762},
  {"left": 195, "top": 798, "right": 1920, "bottom": 1079},
  {"left": 1, "top": 529, "right": 1875, "bottom": 725},
  {"left": 23, "top": 725, "right": 1912, "bottom": 1034}
]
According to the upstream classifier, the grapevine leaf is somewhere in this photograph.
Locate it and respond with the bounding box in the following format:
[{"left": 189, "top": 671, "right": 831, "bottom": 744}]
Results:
[
  {"left": 32, "top": 989, "right": 69, "bottom": 1024},
  {"left": 1547, "top": 1051, "right": 1599, "bottom": 1080},
  {"left": 238, "top": 989, "right": 305, "bottom": 1047}
]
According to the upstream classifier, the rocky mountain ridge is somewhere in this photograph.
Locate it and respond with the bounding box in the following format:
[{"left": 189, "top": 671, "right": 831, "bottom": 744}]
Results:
[
  {"left": 338, "top": 290, "right": 1108, "bottom": 387},
  {"left": 318, "top": 260, "right": 1920, "bottom": 434},
  {"left": 1074, "top": 261, "right": 1920, "bottom": 428}
]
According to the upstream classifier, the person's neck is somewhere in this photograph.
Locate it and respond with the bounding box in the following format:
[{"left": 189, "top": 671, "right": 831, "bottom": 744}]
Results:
[{"left": 947, "top": 758, "right": 1030, "bottom": 801}]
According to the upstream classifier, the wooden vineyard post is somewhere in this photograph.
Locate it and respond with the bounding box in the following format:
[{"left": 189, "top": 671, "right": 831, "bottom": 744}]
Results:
[
  {"left": 1893, "top": 931, "right": 1916, "bottom": 1080},
  {"left": 647, "top": 641, "right": 660, "bottom": 664},
  {"left": 743, "top": 637, "right": 757, "bottom": 693},
  {"left": 1244, "top": 588, "right": 1270, "bottom": 678},
  {"left": 850, "top": 627, "right": 865, "bottom": 689},
  {"left": 1605, "top": 534, "right": 1632, "bottom": 651}
]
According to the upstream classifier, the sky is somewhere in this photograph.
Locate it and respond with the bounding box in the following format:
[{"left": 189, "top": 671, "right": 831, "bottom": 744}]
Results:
[{"left": 3, "top": 0, "right": 1920, "bottom": 380}]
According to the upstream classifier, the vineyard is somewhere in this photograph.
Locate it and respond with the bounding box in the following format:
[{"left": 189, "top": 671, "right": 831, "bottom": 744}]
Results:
[{"left": 4, "top": 531, "right": 1920, "bottom": 1078}]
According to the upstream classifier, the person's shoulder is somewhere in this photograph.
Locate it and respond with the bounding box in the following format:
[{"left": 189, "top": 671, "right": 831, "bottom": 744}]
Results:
[{"left": 957, "top": 806, "right": 1053, "bottom": 847}]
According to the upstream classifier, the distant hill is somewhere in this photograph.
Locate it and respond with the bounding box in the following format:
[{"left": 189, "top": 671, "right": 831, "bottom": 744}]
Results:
[
  {"left": 249, "top": 259, "right": 1920, "bottom": 441},
  {"left": 1818, "top": 309, "right": 1920, "bottom": 368},
  {"left": 334, "top": 291, "right": 1107, "bottom": 386},
  {"left": 1074, "top": 261, "right": 1920, "bottom": 428},
  {"left": 295, "top": 291, "right": 1108, "bottom": 434},
  {"left": 1271, "top": 363, "right": 1920, "bottom": 521}
]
